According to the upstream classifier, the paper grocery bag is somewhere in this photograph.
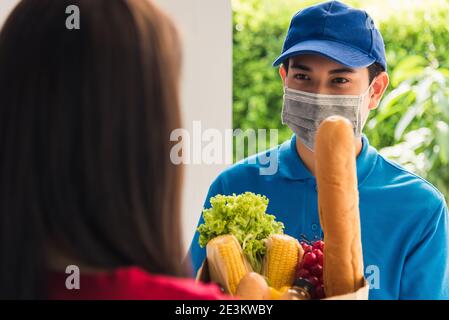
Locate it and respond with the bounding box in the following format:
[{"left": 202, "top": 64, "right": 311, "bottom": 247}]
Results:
[
  {"left": 323, "top": 280, "right": 369, "bottom": 300},
  {"left": 195, "top": 259, "right": 369, "bottom": 300},
  {"left": 195, "top": 260, "right": 211, "bottom": 283}
]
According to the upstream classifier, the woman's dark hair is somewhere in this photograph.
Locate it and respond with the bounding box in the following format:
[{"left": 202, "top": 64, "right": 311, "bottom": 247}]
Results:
[
  {"left": 282, "top": 58, "right": 385, "bottom": 83},
  {"left": 0, "top": 0, "right": 186, "bottom": 299}
]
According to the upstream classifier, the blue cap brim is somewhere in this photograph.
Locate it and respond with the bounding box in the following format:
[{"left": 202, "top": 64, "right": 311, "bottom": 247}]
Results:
[{"left": 272, "top": 39, "right": 376, "bottom": 68}]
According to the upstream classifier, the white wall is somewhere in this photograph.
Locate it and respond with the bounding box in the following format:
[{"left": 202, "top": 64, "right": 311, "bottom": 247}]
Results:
[
  {"left": 0, "top": 0, "right": 233, "bottom": 253},
  {"left": 154, "top": 0, "right": 233, "bottom": 253},
  {"left": 0, "top": 0, "right": 18, "bottom": 27}
]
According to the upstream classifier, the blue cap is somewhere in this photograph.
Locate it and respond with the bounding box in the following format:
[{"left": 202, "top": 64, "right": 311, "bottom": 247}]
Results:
[{"left": 273, "top": 1, "right": 387, "bottom": 71}]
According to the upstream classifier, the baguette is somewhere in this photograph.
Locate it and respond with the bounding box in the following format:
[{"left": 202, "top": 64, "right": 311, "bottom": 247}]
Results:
[{"left": 315, "top": 116, "right": 364, "bottom": 297}]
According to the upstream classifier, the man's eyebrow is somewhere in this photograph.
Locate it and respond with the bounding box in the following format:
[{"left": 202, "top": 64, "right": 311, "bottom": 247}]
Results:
[
  {"left": 289, "top": 64, "right": 356, "bottom": 74},
  {"left": 328, "top": 67, "right": 356, "bottom": 74},
  {"left": 290, "top": 64, "right": 312, "bottom": 72}
]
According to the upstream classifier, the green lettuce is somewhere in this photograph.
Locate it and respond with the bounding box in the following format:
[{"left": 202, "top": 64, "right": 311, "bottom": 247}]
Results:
[{"left": 197, "top": 192, "right": 284, "bottom": 273}]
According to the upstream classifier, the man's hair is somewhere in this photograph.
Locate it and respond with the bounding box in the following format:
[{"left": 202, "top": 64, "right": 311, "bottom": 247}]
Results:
[{"left": 282, "top": 58, "right": 384, "bottom": 83}]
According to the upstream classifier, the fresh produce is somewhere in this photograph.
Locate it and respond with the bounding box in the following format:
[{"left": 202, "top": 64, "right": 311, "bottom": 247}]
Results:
[
  {"left": 235, "top": 272, "right": 271, "bottom": 300},
  {"left": 268, "top": 286, "right": 291, "bottom": 300},
  {"left": 198, "top": 192, "right": 284, "bottom": 273},
  {"left": 295, "top": 239, "right": 325, "bottom": 299},
  {"left": 262, "top": 234, "right": 304, "bottom": 290},
  {"left": 206, "top": 235, "right": 252, "bottom": 295},
  {"left": 203, "top": 225, "right": 331, "bottom": 299},
  {"left": 198, "top": 192, "right": 327, "bottom": 299}
]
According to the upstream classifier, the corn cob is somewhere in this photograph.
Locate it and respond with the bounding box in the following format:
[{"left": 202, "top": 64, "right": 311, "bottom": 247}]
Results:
[
  {"left": 206, "top": 235, "right": 251, "bottom": 295},
  {"left": 262, "top": 234, "right": 303, "bottom": 290}
]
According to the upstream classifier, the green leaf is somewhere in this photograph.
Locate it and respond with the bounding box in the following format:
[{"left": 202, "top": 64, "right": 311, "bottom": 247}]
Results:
[
  {"left": 436, "top": 121, "right": 449, "bottom": 165},
  {"left": 394, "top": 104, "right": 420, "bottom": 141},
  {"left": 375, "top": 83, "right": 414, "bottom": 122},
  {"left": 391, "top": 55, "right": 428, "bottom": 87},
  {"left": 197, "top": 192, "right": 284, "bottom": 273}
]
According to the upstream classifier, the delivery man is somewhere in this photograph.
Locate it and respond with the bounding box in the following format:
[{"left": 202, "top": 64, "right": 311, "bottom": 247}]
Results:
[{"left": 188, "top": 1, "right": 449, "bottom": 299}]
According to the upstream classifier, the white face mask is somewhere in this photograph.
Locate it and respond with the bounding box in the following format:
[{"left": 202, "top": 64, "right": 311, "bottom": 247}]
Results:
[{"left": 281, "top": 81, "right": 375, "bottom": 151}]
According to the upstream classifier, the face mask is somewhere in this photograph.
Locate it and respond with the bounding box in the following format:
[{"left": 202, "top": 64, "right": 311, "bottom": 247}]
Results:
[{"left": 281, "top": 82, "right": 375, "bottom": 151}]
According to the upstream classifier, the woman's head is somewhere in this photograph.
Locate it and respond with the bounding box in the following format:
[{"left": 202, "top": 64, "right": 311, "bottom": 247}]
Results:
[{"left": 0, "top": 0, "right": 185, "bottom": 298}]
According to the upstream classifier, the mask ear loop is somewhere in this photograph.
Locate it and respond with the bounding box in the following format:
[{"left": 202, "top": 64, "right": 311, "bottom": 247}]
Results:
[
  {"left": 362, "top": 77, "right": 377, "bottom": 99},
  {"left": 355, "top": 96, "right": 362, "bottom": 137},
  {"left": 357, "top": 77, "right": 377, "bottom": 136}
]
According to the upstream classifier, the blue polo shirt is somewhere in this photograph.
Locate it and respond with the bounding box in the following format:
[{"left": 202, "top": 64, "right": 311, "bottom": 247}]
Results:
[{"left": 188, "top": 134, "right": 449, "bottom": 300}]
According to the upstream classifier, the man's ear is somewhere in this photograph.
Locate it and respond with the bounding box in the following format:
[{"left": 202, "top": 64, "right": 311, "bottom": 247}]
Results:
[
  {"left": 279, "top": 65, "right": 287, "bottom": 85},
  {"left": 368, "top": 72, "right": 389, "bottom": 111}
]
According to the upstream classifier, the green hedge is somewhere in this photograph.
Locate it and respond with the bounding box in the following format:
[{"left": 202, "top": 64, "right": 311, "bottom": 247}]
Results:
[{"left": 232, "top": 0, "right": 449, "bottom": 200}]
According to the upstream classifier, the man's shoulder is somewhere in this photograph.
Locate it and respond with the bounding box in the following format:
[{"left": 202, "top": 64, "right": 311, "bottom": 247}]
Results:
[{"left": 373, "top": 152, "right": 446, "bottom": 210}]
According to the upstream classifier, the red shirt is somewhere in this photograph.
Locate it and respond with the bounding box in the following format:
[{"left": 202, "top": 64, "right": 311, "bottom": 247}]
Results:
[{"left": 48, "top": 266, "right": 231, "bottom": 300}]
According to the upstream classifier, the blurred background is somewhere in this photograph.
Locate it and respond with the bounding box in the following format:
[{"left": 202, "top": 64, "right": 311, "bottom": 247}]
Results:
[{"left": 233, "top": 0, "right": 449, "bottom": 202}]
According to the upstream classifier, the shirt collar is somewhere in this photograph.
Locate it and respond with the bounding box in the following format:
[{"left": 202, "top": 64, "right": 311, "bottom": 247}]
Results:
[{"left": 279, "top": 133, "right": 378, "bottom": 184}]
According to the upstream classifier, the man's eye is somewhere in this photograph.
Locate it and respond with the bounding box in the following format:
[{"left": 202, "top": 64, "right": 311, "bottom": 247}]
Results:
[
  {"left": 332, "top": 77, "right": 350, "bottom": 84},
  {"left": 294, "top": 74, "right": 310, "bottom": 80}
]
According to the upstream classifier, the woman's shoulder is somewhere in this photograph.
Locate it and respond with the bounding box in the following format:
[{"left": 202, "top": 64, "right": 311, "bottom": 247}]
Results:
[
  {"left": 48, "top": 266, "right": 231, "bottom": 300},
  {"left": 121, "top": 267, "right": 230, "bottom": 300}
]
